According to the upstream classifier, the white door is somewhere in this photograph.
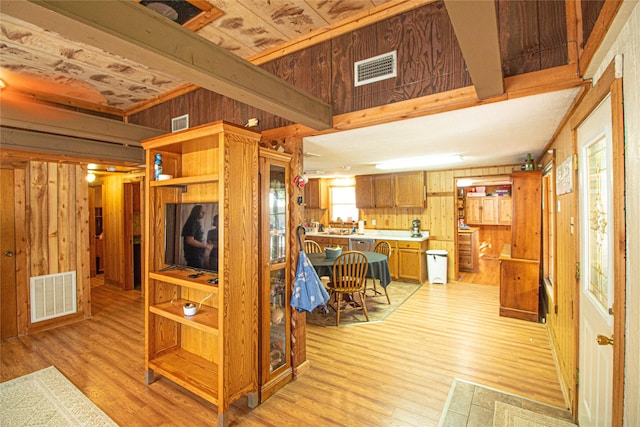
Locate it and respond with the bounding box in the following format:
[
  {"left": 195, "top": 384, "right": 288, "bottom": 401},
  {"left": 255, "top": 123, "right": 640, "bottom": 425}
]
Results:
[{"left": 577, "top": 94, "right": 614, "bottom": 426}]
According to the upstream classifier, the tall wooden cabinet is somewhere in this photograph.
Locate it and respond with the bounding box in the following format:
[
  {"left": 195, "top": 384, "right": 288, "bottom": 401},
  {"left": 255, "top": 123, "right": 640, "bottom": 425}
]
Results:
[
  {"left": 499, "top": 171, "right": 542, "bottom": 322},
  {"left": 141, "top": 122, "right": 260, "bottom": 427},
  {"left": 258, "top": 148, "right": 293, "bottom": 401}
]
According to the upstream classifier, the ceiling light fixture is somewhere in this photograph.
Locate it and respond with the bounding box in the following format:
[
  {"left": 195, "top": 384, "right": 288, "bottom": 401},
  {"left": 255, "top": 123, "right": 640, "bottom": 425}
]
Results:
[
  {"left": 375, "top": 154, "right": 463, "bottom": 170},
  {"left": 86, "top": 172, "right": 96, "bottom": 183}
]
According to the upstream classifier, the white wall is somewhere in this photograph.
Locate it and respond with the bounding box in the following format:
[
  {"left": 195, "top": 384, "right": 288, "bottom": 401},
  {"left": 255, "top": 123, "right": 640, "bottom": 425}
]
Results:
[{"left": 591, "top": 2, "right": 640, "bottom": 424}]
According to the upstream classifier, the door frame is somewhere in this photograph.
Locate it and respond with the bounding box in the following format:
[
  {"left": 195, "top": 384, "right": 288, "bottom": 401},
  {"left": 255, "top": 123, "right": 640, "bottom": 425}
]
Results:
[{"left": 570, "top": 57, "right": 626, "bottom": 425}]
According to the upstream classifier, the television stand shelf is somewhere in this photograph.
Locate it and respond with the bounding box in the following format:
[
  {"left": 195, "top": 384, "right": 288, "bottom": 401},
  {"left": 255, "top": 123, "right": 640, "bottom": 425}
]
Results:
[{"left": 142, "top": 121, "right": 260, "bottom": 427}]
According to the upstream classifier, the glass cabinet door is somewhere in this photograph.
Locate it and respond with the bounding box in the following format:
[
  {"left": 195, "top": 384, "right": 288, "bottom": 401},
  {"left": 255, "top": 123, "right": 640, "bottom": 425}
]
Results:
[
  {"left": 268, "top": 164, "right": 287, "bottom": 372},
  {"left": 269, "top": 268, "right": 286, "bottom": 372},
  {"left": 269, "top": 165, "right": 287, "bottom": 264},
  {"left": 259, "top": 149, "right": 292, "bottom": 401}
]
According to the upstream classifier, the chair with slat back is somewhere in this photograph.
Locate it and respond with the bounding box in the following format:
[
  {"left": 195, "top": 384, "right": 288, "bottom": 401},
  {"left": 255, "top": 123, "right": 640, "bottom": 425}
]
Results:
[
  {"left": 365, "top": 241, "right": 392, "bottom": 304},
  {"left": 327, "top": 251, "right": 369, "bottom": 326},
  {"left": 304, "top": 240, "right": 322, "bottom": 254}
]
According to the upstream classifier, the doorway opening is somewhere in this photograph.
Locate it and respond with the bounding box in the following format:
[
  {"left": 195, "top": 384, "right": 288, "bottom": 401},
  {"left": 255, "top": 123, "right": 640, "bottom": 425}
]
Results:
[{"left": 454, "top": 174, "right": 512, "bottom": 286}]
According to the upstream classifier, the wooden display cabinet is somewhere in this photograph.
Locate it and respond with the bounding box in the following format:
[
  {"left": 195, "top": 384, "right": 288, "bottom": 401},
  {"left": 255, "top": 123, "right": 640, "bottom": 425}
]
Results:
[
  {"left": 142, "top": 122, "right": 260, "bottom": 427},
  {"left": 258, "top": 148, "right": 292, "bottom": 402},
  {"left": 499, "top": 171, "right": 542, "bottom": 322}
]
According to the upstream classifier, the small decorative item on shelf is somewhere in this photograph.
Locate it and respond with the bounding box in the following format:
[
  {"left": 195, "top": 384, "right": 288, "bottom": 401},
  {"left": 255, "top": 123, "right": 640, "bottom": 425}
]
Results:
[
  {"left": 153, "top": 153, "right": 163, "bottom": 180},
  {"left": 183, "top": 303, "right": 196, "bottom": 316},
  {"left": 521, "top": 153, "right": 535, "bottom": 171}
]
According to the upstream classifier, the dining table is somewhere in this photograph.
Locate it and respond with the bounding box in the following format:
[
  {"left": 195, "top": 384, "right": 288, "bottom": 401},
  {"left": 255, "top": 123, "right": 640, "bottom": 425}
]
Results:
[{"left": 306, "top": 251, "right": 392, "bottom": 288}]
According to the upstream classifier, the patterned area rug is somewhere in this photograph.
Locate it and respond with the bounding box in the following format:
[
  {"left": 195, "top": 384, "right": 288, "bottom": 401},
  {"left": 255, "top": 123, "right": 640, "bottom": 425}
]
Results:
[
  {"left": 0, "top": 366, "right": 117, "bottom": 427},
  {"left": 438, "top": 378, "right": 575, "bottom": 427},
  {"left": 493, "top": 401, "right": 577, "bottom": 427},
  {"left": 306, "top": 281, "right": 421, "bottom": 327}
]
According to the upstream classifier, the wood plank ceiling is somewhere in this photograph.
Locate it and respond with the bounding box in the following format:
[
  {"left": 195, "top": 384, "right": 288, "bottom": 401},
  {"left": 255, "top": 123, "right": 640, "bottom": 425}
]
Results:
[{"left": 0, "top": 0, "right": 398, "bottom": 124}]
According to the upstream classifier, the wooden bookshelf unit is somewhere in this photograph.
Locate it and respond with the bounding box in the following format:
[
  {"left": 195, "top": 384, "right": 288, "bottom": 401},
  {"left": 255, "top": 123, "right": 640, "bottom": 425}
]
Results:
[{"left": 142, "top": 121, "right": 260, "bottom": 427}]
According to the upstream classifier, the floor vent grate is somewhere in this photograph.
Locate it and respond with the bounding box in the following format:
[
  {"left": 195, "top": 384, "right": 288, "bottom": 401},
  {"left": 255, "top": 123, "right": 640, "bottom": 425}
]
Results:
[
  {"left": 354, "top": 51, "right": 397, "bottom": 87},
  {"left": 30, "top": 271, "right": 77, "bottom": 323}
]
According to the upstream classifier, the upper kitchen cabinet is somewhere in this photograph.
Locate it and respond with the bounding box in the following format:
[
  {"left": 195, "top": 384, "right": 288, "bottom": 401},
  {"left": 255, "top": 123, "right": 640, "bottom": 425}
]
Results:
[
  {"left": 373, "top": 174, "right": 394, "bottom": 208},
  {"left": 304, "top": 178, "right": 328, "bottom": 209},
  {"left": 355, "top": 175, "right": 374, "bottom": 208},
  {"left": 355, "top": 174, "right": 393, "bottom": 208},
  {"left": 395, "top": 171, "right": 426, "bottom": 208},
  {"left": 465, "top": 196, "right": 512, "bottom": 225}
]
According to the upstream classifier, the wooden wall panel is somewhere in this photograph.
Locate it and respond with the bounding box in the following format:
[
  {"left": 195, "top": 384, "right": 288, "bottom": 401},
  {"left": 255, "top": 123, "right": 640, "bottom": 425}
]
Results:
[
  {"left": 539, "top": 0, "right": 569, "bottom": 69},
  {"left": 128, "top": 2, "right": 567, "bottom": 130},
  {"left": 544, "top": 122, "right": 577, "bottom": 412},
  {"left": 498, "top": 0, "right": 568, "bottom": 77},
  {"left": 581, "top": 0, "right": 606, "bottom": 48},
  {"left": 20, "top": 161, "right": 91, "bottom": 334}
]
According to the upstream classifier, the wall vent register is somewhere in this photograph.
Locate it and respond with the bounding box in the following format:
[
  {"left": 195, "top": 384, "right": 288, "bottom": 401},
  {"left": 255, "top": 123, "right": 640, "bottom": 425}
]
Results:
[{"left": 354, "top": 51, "right": 397, "bottom": 87}]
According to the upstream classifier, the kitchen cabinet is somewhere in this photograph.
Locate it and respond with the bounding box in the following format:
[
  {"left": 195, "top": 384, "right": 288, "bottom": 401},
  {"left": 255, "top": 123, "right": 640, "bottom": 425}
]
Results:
[
  {"left": 373, "top": 174, "right": 394, "bottom": 207},
  {"left": 394, "top": 171, "right": 426, "bottom": 208},
  {"left": 465, "top": 196, "right": 511, "bottom": 225},
  {"left": 499, "top": 171, "right": 541, "bottom": 322},
  {"left": 498, "top": 197, "right": 513, "bottom": 224},
  {"left": 304, "top": 178, "right": 327, "bottom": 209},
  {"left": 258, "top": 148, "right": 292, "bottom": 402},
  {"left": 141, "top": 122, "right": 259, "bottom": 426},
  {"left": 307, "top": 236, "right": 348, "bottom": 250},
  {"left": 377, "top": 239, "right": 398, "bottom": 279},
  {"left": 355, "top": 174, "right": 393, "bottom": 208},
  {"left": 397, "top": 240, "right": 428, "bottom": 283},
  {"left": 458, "top": 228, "right": 479, "bottom": 272},
  {"left": 355, "top": 175, "right": 374, "bottom": 208}
]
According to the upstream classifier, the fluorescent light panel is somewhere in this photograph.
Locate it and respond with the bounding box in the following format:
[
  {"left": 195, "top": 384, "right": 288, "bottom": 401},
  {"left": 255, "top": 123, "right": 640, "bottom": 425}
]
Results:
[{"left": 376, "top": 154, "right": 463, "bottom": 170}]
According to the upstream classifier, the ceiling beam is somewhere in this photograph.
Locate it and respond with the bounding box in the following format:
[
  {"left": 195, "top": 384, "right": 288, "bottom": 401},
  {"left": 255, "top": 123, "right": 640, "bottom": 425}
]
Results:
[
  {"left": 0, "top": 127, "right": 145, "bottom": 165},
  {"left": 443, "top": 0, "right": 504, "bottom": 99},
  {"left": 0, "top": 92, "right": 163, "bottom": 146},
  {"left": 6, "top": 0, "right": 332, "bottom": 130}
]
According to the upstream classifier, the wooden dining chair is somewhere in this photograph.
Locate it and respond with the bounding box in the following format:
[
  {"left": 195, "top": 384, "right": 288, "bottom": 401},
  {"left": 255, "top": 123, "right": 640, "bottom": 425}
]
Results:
[
  {"left": 304, "top": 240, "right": 322, "bottom": 254},
  {"left": 327, "top": 251, "right": 369, "bottom": 326},
  {"left": 365, "top": 241, "right": 392, "bottom": 304}
]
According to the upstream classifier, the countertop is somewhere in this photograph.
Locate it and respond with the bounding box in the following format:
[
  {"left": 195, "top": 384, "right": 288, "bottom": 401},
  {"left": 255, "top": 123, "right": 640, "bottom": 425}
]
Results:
[{"left": 305, "top": 229, "right": 429, "bottom": 242}]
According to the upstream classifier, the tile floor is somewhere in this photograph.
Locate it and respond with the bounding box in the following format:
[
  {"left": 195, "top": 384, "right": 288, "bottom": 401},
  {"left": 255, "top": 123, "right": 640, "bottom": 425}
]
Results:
[{"left": 438, "top": 379, "right": 576, "bottom": 427}]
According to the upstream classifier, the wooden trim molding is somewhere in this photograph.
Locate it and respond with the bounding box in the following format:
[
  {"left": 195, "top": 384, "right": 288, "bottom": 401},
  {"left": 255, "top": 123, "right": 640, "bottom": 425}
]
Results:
[{"left": 578, "top": 1, "right": 623, "bottom": 75}]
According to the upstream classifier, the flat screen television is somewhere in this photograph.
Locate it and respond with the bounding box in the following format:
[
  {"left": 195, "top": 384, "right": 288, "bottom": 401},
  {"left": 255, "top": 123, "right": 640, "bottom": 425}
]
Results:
[{"left": 164, "top": 202, "right": 219, "bottom": 273}]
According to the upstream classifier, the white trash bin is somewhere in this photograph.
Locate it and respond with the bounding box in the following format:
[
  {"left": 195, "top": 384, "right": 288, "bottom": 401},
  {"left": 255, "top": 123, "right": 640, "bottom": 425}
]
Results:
[{"left": 426, "top": 250, "right": 448, "bottom": 284}]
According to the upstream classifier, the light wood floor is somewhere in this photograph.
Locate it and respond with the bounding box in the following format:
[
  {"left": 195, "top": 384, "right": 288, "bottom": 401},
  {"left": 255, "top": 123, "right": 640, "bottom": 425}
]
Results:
[
  {"left": 457, "top": 256, "right": 501, "bottom": 286},
  {"left": 1, "top": 279, "right": 568, "bottom": 426}
]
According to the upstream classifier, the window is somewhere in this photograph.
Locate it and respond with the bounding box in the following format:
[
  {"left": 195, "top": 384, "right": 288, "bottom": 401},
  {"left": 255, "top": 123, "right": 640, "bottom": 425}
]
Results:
[{"left": 330, "top": 185, "right": 358, "bottom": 222}]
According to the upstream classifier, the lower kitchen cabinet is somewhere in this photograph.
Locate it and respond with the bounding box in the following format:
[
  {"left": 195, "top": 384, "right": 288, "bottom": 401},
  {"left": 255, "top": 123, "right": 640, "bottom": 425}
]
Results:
[{"left": 397, "top": 240, "right": 427, "bottom": 283}]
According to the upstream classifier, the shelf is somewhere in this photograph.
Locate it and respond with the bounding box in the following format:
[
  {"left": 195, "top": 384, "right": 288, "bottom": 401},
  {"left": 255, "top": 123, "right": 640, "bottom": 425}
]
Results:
[
  {"left": 148, "top": 348, "right": 219, "bottom": 404},
  {"left": 150, "top": 270, "right": 219, "bottom": 292},
  {"left": 149, "top": 299, "right": 219, "bottom": 334},
  {"left": 150, "top": 174, "right": 219, "bottom": 187}
]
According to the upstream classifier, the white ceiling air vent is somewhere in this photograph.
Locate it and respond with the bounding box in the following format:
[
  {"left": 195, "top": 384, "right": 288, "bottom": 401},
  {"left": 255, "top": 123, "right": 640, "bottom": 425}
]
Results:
[
  {"left": 171, "top": 114, "right": 189, "bottom": 132},
  {"left": 354, "top": 51, "right": 397, "bottom": 87}
]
